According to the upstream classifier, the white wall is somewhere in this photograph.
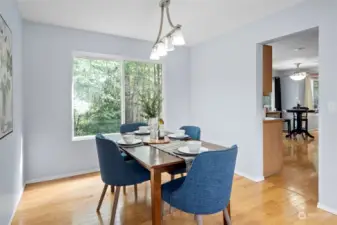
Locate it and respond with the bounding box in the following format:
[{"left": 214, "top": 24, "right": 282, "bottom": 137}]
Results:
[
  {"left": 280, "top": 76, "right": 305, "bottom": 110},
  {"left": 23, "top": 21, "right": 190, "bottom": 182},
  {"left": 190, "top": 0, "right": 337, "bottom": 213},
  {"left": 0, "top": 0, "right": 23, "bottom": 224}
]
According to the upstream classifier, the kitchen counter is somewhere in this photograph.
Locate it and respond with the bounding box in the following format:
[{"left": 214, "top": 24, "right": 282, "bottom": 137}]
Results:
[
  {"left": 263, "top": 118, "right": 284, "bottom": 123},
  {"left": 263, "top": 118, "right": 283, "bottom": 177}
]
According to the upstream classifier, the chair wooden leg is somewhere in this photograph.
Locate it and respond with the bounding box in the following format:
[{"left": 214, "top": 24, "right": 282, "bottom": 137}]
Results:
[
  {"left": 223, "top": 208, "right": 231, "bottom": 225},
  {"left": 134, "top": 184, "right": 138, "bottom": 199},
  {"left": 110, "top": 185, "right": 114, "bottom": 193},
  {"left": 170, "top": 175, "right": 174, "bottom": 181},
  {"left": 169, "top": 206, "right": 172, "bottom": 214},
  {"left": 123, "top": 186, "right": 126, "bottom": 195},
  {"left": 161, "top": 200, "right": 165, "bottom": 219},
  {"left": 110, "top": 186, "right": 120, "bottom": 225},
  {"left": 196, "top": 215, "right": 203, "bottom": 225},
  {"left": 96, "top": 184, "right": 108, "bottom": 212}
]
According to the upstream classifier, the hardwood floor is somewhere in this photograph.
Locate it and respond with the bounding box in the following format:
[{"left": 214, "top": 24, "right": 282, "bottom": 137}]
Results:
[{"left": 13, "top": 132, "right": 336, "bottom": 225}]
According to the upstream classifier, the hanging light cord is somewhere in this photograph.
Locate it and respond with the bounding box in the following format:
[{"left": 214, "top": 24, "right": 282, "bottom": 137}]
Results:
[
  {"left": 166, "top": 5, "right": 175, "bottom": 28},
  {"left": 155, "top": 6, "right": 165, "bottom": 44}
]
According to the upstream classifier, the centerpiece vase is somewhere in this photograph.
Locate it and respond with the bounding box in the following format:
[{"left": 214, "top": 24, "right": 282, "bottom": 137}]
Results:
[{"left": 148, "top": 117, "right": 158, "bottom": 140}]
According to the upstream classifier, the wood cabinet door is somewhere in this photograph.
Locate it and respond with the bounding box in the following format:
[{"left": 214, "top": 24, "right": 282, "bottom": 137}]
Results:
[{"left": 263, "top": 45, "right": 273, "bottom": 96}]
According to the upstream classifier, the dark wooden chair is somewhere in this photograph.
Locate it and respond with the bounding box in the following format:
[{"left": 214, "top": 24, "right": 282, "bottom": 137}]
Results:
[{"left": 282, "top": 110, "right": 292, "bottom": 138}]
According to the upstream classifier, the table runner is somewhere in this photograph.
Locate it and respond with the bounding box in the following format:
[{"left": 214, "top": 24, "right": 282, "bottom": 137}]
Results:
[{"left": 150, "top": 141, "right": 195, "bottom": 171}]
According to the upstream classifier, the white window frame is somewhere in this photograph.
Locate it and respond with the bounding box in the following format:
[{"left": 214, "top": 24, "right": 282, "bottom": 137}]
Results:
[
  {"left": 71, "top": 51, "right": 165, "bottom": 141},
  {"left": 311, "top": 77, "right": 319, "bottom": 109}
]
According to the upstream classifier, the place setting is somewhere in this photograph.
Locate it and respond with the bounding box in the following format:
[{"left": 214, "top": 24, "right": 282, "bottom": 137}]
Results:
[
  {"left": 167, "top": 129, "right": 190, "bottom": 140},
  {"left": 117, "top": 134, "right": 143, "bottom": 147},
  {"left": 134, "top": 126, "right": 151, "bottom": 135},
  {"left": 174, "top": 141, "right": 208, "bottom": 156}
]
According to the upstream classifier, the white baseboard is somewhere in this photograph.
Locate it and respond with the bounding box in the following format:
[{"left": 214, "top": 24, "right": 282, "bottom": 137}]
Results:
[
  {"left": 235, "top": 171, "right": 265, "bottom": 182},
  {"left": 317, "top": 202, "right": 337, "bottom": 215},
  {"left": 9, "top": 184, "right": 25, "bottom": 225},
  {"left": 25, "top": 168, "right": 100, "bottom": 184}
]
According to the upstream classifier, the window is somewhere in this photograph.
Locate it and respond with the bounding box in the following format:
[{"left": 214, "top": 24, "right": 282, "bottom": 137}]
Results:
[
  {"left": 72, "top": 54, "right": 163, "bottom": 137},
  {"left": 312, "top": 79, "right": 319, "bottom": 109}
]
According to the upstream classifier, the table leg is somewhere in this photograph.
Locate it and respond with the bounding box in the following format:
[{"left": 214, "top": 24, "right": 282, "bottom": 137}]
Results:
[
  {"left": 304, "top": 130, "right": 315, "bottom": 139},
  {"left": 296, "top": 112, "right": 303, "bottom": 133},
  {"left": 223, "top": 202, "right": 231, "bottom": 225},
  {"left": 151, "top": 168, "right": 162, "bottom": 225}
]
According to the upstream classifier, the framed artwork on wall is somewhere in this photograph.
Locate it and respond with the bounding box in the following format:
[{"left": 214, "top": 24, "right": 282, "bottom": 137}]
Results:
[{"left": 0, "top": 14, "right": 13, "bottom": 140}]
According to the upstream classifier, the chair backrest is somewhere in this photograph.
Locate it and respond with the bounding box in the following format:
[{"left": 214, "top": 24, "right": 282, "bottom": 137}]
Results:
[
  {"left": 171, "top": 145, "right": 238, "bottom": 214},
  {"left": 95, "top": 134, "right": 133, "bottom": 185},
  {"left": 120, "top": 122, "right": 148, "bottom": 133},
  {"left": 180, "top": 126, "right": 201, "bottom": 140}
]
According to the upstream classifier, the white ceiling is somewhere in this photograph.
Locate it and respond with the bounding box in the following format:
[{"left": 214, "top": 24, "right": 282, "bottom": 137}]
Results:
[
  {"left": 270, "top": 28, "right": 319, "bottom": 72},
  {"left": 18, "top": 0, "right": 305, "bottom": 46}
]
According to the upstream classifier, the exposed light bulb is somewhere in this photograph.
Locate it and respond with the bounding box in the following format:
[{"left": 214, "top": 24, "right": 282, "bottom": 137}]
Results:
[
  {"left": 157, "top": 42, "right": 167, "bottom": 56},
  {"left": 172, "top": 27, "right": 185, "bottom": 46},
  {"left": 150, "top": 47, "right": 160, "bottom": 60},
  {"left": 164, "top": 36, "right": 174, "bottom": 51}
]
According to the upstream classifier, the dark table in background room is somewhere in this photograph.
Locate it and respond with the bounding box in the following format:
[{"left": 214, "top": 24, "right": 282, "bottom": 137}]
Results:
[{"left": 286, "top": 108, "right": 316, "bottom": 139}]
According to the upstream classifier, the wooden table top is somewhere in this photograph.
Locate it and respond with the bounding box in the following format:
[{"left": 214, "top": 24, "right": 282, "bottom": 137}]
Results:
[
  {"left": 287, "top": 109, "right": 316, "bottom": 113},
  {"left": 121, "top": 140, "right": 226, "bottom": 171}
]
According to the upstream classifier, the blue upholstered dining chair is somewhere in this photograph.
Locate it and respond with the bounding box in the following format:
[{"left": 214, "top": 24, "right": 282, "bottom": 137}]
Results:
[
  {"left": 97, "top": 133, "right": 133, "bottom": 194},
  {"left": 180, "top": 125, "right": 201, "bottom": 141},
  {"left": 168, "top": 125, "right": 201, "bottom": 180},
  {"left": 120, "top": 122, "right": 148, "bottom": 133},
  {"left": 162, "top": 145, "right": 238, "bottom": 225},
  {"left": 95, "top": 135, "right": 150, "bottom": 225}
]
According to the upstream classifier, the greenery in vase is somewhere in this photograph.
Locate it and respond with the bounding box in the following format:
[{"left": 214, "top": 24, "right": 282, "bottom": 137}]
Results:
[{"left": 139, "top": 88, "right": 163, "bottom": 119}]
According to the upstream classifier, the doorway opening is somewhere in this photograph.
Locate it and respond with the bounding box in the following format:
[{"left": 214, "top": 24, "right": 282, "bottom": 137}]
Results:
[{"left": 261, "top": 27, "right": 319, "bottom": 203}]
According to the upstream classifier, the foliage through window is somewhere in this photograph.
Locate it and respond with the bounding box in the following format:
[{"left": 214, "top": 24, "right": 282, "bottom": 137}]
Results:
[{"left": 73, "top": 56, "right": 162, "bottom": 137}]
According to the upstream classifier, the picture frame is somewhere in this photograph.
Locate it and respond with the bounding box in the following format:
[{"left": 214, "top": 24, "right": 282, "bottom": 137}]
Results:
[{"left": 0, "top": 14, "right": 13, "bottom": 140}]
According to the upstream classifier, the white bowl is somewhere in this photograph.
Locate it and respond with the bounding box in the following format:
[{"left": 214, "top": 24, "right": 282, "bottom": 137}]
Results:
[
  {"left": 139, "top": 126, "right": 149, "bottom": 133},
  {"left": 123, "top": 134, "right": 135, "bottom": 144},
  {"left": 175, "top": 129, "right": 185, "bottom": 137},
  {"left": 187, "top": 141, "right": 202, "bottom": 153}
]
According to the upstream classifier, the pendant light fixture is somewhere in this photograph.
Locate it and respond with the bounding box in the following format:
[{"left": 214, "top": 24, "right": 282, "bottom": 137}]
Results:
[
  {"left": 150, "top": 0, "right": 185, "bottom": 60},
  {"left": 290, "top": 63, "right": 307, "bottom": 81}
]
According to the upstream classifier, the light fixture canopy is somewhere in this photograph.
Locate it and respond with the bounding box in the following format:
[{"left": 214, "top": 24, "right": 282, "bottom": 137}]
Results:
[
  {"left": 290, "top": 63, "right": 307, "bottom": 81},
  {"left": 149, "top": 0, "right": 185, "bottom": 60}
]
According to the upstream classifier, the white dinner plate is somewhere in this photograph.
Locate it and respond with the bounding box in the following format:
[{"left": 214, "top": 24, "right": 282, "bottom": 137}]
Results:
[
  {"left": 117, "top": 139, "right": 142, "bottom": 145},
  {"left": 177, "top": 146, "right": 208, "bottom": 155},
  {"left": 168, "top": 134, "right": 189, "bottom": 139},
  {"left": 134, "top": 130, "right": 150, "bottom": 135}
]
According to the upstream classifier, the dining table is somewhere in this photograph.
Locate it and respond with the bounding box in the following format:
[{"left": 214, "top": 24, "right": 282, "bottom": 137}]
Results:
[
  {"left": 120, "top": 137, "right": 231, "bottom": 225},
  {"left": 286, "top": 108, "right": 316, "bottom": 139}
]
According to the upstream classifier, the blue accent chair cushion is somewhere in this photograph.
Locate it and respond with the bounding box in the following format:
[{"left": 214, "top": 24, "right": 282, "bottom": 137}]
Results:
[
  {"left": 95, "top": 135, "right": 150, "bottom": 186},
  {"left": 180, "top": 126, "right": 201, "bottom": 140},
  {"left": 97, "top": 133, "right": 132, "bottom": 161},
  {"left": 120, "top": 122, "right": 148, "bottom": 134},
  {"left": 162, "top": 145, "right": 238, "bottom": 215}
]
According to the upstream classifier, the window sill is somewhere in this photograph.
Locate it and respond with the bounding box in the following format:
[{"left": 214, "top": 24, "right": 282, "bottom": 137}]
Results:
[{"left": 72, "top": 133, "right": 122, "bottom": 142}]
